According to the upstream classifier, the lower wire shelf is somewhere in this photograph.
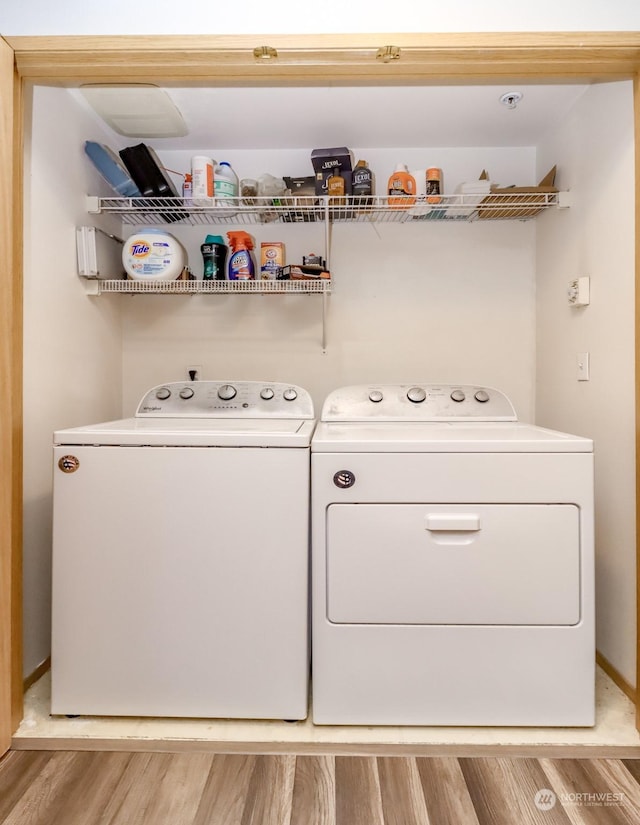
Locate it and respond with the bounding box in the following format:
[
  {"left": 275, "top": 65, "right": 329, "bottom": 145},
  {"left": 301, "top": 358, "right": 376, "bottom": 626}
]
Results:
[{"left": 83, "top": 278, "right": 331, "bottom": 295}]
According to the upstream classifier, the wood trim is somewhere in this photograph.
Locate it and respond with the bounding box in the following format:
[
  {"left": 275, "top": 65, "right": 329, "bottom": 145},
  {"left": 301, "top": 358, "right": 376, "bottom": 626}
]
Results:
[
  {"left": 11, "top": 53, "right": 24, "bottom": 739},
  {"left": 636, "top": 73, "right": 640, "bottom": 734},
  {"left": 7, "top": 32, "right": 640, "bottom": 49},
  {"left": 8, "top": 738, "right": 640, "bottom": 758},
  {"left": 0, "top": 35, "right": 23, "bottom": 755},
  {"left": 23, "top": 658, "right": 50, "bottom": 694},
  {"left": 596, "top": 651, "right": 637, "bottom": 706},
  {"left": 0, "top": 36, "right": 11, "bottom": 757},
  {"left": 5, "top": 32, "right": 640, "bottom": 85}
]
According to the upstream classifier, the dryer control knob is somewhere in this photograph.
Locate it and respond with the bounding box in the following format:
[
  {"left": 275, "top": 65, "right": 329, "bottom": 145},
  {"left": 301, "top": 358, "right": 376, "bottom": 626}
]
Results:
[
  {"left": 369, "top": 390, "right": 384, "bottom": 403},
  {"left": 155, "top": 387, "right": 171, "bottom": 400},
  {"left": 260, "top": 387, "right": 275, "bottom": 400},
  {"left": 283, "top": 388, "right": 298, "bottom": 401},
  {"left": 475, "top": 390, "right": 490, "bottom": 403},
  {"left": 334, "top": 470, "right": 356, "bottom": 489},
  {"left": 407, "top": 386, "right": 427, "bottom": 403},
  {"left": 218, "top": 384, "right": 237, "bottom": 400},
  {"left": 451, "top": 389, "right": 466, "bottom": 403},
  {"left": 179, "top": 387, "right": 194, "bottom": 400}
]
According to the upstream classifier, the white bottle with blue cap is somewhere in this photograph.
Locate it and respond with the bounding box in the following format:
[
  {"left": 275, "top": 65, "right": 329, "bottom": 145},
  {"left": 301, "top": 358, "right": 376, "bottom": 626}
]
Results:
[{"left": 214, "top": 161, "right": 238, "bottom": 216}]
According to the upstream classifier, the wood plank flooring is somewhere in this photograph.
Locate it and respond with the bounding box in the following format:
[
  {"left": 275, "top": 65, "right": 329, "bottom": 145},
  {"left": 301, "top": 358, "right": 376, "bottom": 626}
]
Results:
[{"left": 2, "top": 751, "right": 640, "bottom": 824}]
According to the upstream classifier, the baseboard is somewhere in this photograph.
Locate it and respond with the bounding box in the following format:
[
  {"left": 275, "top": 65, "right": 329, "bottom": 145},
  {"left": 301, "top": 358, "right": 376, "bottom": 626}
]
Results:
[
  {"left": 596, "top": 650, "right": 637, "bottom": 705},
  {"left": 23, "top": 657, "right": 50, "bottom": 693},
  {"left": 10, "top": 738, "right": 640, "bottom": 758}
]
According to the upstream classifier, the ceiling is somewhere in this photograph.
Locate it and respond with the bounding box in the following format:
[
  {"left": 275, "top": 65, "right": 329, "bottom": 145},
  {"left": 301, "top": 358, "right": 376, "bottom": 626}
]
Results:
[{"left": 70, "top": 83, "right": 589, "bottom": 151}]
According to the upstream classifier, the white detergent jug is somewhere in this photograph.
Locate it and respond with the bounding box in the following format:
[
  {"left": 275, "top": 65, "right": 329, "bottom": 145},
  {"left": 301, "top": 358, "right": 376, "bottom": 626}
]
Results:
[{"left": 122, "top": 229, "right": 186, "bottom": 281}]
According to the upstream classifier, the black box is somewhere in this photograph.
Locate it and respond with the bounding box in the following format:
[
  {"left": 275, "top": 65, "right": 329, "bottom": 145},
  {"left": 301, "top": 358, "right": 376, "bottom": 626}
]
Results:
[
  {"left": 119, "top": 143, "right": 184, "bottom": 223},
  {"left": 311, "top": 147, "right": 353, "bottom": 196}
]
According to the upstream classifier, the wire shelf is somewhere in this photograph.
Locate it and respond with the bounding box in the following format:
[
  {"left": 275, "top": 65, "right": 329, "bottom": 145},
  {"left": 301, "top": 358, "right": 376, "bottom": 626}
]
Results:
[
  {"left": 90, "top": 278, "right": 331, "bottom": 295},
  {"left": 88, "top": 192, "right": 561, "bottom": 226}
]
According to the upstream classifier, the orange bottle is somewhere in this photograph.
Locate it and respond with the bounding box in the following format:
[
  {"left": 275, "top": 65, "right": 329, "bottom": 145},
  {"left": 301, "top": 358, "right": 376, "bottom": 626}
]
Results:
[
  {"left": 387, "top": 164, "right": 416, "bottom": 209},
  {"left": 327, "top": 166, "right": 346, "bottom": 205}
]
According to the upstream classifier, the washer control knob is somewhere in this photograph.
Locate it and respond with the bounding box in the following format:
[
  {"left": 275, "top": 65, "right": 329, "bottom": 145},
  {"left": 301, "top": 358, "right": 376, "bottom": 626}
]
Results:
[
  {"left": 179, "top": 387, "right": 194, "bottom": 400},
  {"left": 218, "top": 384, "right": 237, "bottom": 401},
  {"left": 283, "top": 388, "right": 298, "bottom": 401},
  {"left": 369, "top": 390, "right": 384, "bottom": 403},
  {"left": 155, "top": 387, "right": 171, "bottom": 401},
  {"left": 260, "top": 387, "right": 275, "bottom": 400},
  {"left": 451, "top": 389, "right": 466, "bottom": 403},
  {"left": 407, "top": 386, "right": 427, "bottom": 403},
  {"left": 475, "top": 389, "right": 490, "bottom": 403}
]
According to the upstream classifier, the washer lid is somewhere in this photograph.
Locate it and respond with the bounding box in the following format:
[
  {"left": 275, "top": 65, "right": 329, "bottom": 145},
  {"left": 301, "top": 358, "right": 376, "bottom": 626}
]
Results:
[
  {"left": 54, "top": 417, "right": 316, "bottom": 447},
  {"left": 311, "top": 421, "right": 592, "bottom": 452}
]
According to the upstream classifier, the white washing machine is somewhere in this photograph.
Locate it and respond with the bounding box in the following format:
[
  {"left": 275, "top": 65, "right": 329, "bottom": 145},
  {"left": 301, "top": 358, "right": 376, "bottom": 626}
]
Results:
[
  {"left": 52, "top": 380, "right": 314, "bottom": 720},
  {"left": 311, "top": 384, "right": 594, "bottom": 726}
]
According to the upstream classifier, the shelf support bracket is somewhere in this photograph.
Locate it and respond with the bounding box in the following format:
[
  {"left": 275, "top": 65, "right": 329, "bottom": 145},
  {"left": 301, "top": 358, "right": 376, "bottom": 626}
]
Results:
[{"left": 321, "top": 287, "right": 328, "bottom": 353}]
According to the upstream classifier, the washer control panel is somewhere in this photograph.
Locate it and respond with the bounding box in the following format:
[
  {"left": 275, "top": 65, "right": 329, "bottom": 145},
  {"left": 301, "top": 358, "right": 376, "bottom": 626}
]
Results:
[
  {"left": 136, "top": 381, "right": 314, "bottom": 418},
  {"left": 321, "top": 385, "right": 517, "bottom": 422}
]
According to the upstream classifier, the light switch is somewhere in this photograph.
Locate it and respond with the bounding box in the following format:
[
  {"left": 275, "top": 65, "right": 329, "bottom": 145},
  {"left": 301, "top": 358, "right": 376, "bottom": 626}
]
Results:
[{"left": 577, "top": 352, "right": 590, "bottom": 381}]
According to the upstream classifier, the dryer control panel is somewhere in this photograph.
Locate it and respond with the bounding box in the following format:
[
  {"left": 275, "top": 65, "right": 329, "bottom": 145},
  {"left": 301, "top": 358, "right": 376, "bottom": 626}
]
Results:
[
  {"left": 136, "top": 381, "right": 314, "bottom": 418},
  {"left": 321, "top": 384, "right": 517, "bottom": 422}
]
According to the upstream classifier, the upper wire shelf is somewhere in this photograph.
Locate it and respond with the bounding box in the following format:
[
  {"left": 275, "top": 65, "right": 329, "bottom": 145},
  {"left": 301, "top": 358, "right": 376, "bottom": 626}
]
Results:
[{"left": 87, "top": 192, "right": 564, "bottom": 226}]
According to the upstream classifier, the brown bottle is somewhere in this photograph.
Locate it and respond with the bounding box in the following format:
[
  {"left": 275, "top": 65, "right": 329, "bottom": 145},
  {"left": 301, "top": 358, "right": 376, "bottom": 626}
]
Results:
[{"left": 327, "top": 165, "right": 346, "bottom": 205}]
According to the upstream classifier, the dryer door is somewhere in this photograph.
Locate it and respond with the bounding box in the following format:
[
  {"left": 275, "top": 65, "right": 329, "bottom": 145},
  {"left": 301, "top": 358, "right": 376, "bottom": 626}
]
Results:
[{"left": 326, "top": 503, "right": 580, "bottom": 625}]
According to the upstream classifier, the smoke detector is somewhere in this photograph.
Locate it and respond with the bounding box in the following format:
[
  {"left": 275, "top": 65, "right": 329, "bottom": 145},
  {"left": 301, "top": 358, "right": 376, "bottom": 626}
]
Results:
[
  {"left": 80, "top": 84, "right": 188, "bottom": 138},
  {"left": 499, "top": 91, "right": 524, "bottom": 110}
]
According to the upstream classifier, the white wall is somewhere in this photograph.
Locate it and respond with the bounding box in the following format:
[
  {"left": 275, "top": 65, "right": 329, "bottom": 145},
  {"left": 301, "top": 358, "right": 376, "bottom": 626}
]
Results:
[
  {"left": 1, "top": 0, "right": 640, "bottom": 35},
  {"left": 122, "top": 146, "right": 538, "bottom": 419},
  {"left": 22, "top": 86, "right": 124, "bottom": 675},
  {"left": 536, "top": 81, "right": 636, "bottom": 685}
]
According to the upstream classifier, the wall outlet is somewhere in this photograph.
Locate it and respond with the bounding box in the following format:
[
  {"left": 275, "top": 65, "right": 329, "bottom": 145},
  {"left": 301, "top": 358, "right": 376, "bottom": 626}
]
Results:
[
  {"left": 186, "top": 364, "right": 202, "bottom": 381},
  {"left": 568, "top": 276, "right": 590, "bottom": 307}
]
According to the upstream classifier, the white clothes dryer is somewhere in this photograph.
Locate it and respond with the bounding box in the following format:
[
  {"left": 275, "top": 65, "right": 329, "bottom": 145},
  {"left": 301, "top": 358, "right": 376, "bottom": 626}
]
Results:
[
  {"left": 311, "top": 384, "right": 594, "bottom": 726},
  {"left": 52, "top": 381, "right": 314, "bottom": 720}
]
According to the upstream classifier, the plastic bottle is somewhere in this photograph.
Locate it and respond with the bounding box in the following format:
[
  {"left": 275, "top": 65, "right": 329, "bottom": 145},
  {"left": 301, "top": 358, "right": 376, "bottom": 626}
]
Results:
[
  {"left": 426, "top": 167, "right": 442, "bottom": 203},
  {"left": 191, "top": 155, "right": 214, "bottom": 206},
  {"left": 227, "top": 231, "right": 255, "bottom": 280},
  {"left": 182, "top": 173, "right": 193, "bottom": 207},
  {"left": 201, "top": 234, "right": 228, "bottom": 281},
  {"left": 351, "top": 159, "right": 374, "bottom": 208},
  {"left": 327, "top": 165, "right": 346, "bottom": 205},
  {"left": 387, "top": 163, "right": 416, "bottom": 209},
  {"left": 214, "top": 161, "right": 239, "bottom": 215}
]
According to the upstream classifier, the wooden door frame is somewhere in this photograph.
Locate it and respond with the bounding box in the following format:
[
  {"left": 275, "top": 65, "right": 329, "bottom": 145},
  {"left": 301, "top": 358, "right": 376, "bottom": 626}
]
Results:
[
  {"left": 0, "top": 34, "right": 23, "bottom": 755},
  {"left": 1, "top": 32, "right": 640, "bottom": 752}
]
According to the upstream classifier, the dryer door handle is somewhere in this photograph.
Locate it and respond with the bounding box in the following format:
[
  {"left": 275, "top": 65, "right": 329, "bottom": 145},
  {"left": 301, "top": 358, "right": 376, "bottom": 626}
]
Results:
[{"left": 425, "top": 513, "right": 481, "bottom": 532}]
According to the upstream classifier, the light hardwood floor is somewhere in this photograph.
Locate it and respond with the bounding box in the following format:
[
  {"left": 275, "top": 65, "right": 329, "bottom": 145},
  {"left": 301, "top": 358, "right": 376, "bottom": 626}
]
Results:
[{"left": 1, "top": 751, "right": 640, "bottom": 824}]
